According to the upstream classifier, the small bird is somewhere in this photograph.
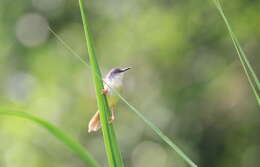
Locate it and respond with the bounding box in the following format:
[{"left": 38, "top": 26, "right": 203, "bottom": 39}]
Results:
[{"left": 88, "top": 67, "right": 131, "bottom": 132}]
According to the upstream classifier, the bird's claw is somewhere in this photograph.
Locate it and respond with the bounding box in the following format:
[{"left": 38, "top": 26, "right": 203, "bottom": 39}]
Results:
[
  {"left": 109, "top": 115, "right": 116, "bottom": 123},
  {"left": 101, "top": 89, "right": 108, "bottom": 95}
]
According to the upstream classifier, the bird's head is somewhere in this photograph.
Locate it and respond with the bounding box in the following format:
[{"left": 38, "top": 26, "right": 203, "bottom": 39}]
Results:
[{"left": 107, "top": 67, "right": 131, "bottom": 80}]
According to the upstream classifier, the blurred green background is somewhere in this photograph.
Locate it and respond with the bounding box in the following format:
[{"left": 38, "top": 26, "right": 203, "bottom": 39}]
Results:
[{"left": 0, "top": 0, "right": 260, "bottom": 166}]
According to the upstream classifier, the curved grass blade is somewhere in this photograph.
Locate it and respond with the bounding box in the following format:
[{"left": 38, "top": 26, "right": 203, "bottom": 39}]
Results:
[
  {"left": 78, "top": 0, "right": 124, "bottom": 166},
  {"left": 0, "top": 109, "right": 101, "bottom": 167},
  {"left": 48, "top": 28, "right": 198, "bottom": 167},
  {"left": 214, "top": 0, "right": 260, "bottom": 106}
]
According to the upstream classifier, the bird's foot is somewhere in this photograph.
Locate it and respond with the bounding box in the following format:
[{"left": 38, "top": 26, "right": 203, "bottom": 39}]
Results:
[
  {"left": 109, "top": 115, "right": 116, "bottom": 123},
  {"left": 101, "top": 89, "right": 108, "bottom": 95}
]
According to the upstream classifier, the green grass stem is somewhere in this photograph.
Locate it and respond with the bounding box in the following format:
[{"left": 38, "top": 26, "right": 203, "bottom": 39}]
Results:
[{"left": 78, "top": 0, "right": 124, "bottom": 166}]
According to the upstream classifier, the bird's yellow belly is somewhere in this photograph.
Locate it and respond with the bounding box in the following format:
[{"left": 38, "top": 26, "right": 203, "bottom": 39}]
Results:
[{"left": 107, "top": 87, "right": 122, "bottom": 107}]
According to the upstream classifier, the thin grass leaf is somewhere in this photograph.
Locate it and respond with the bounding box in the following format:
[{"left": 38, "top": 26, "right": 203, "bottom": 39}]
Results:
[
  {"left": 0, "top": 109, "right": 100, "bottom": 167},
  {"left": 78, "top": 0, "right": 124, "bottom": 167},
  {"left": 48, "top": 28, "right": 198, "bottom": 167},
  {"left": 111, "top": 91, "right": 198, "bottom": 167},
  {"left": 214, "top": 0, "right": 260, "bottom": 106}
]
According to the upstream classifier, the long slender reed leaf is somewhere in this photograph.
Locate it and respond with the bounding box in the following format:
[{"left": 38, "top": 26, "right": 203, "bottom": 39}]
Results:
[
  {"left": 214, "top": 0, "right": 260, "bottom": 106},
  {"left": 0, "top": 109, "right": 100, "bottom": 167},
  {"left": 112, "top": 91, "right": 198, "bottom": 167},
  {"left": 78, "top": 0, "right": 124, "bottom": 166},
  {"left": 48, "top": 27, "right": 198, "bottom": 167}
]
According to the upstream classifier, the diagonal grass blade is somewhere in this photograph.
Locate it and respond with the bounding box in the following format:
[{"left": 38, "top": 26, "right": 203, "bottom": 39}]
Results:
[{"left": 214, "top": 0, "right": 260, "bottom": 106}]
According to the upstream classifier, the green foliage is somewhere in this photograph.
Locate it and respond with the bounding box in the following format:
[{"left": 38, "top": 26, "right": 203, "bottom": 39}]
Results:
[
  {"left": 0, "top": 109, "right": 100, "bottom": 167},
  {"left": 1, "top": 0, "right": 260, "bottom": 166}
]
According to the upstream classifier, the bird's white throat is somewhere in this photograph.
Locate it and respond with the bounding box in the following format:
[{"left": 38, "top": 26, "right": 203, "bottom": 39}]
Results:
[{"left": 107, "top": 73, "right": 124, "bottom": 88}]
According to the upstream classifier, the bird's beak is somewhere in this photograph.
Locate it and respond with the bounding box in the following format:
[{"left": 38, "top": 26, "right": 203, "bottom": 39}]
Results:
[{"left": 121, "top": 67, "right": 131, "bottom": 72}]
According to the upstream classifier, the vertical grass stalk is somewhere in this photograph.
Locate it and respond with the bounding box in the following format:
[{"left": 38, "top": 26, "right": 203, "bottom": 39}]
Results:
[{"left": 78, "top": 0, "right": 124, "bottom": 166}]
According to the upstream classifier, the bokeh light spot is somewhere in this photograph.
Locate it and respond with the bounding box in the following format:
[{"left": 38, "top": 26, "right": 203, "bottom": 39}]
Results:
[
  {"left": 15, "top": 13, "right": 49, "bottom": 47},
  {"left": 4, "top": 72, "right": 37, "bottom": 103}
]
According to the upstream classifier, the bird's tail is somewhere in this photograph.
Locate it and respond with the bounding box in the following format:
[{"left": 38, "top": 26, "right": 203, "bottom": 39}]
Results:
[{"left": 88, "top": 111, "right": 101, "bottom": 133}]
